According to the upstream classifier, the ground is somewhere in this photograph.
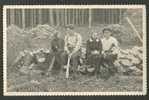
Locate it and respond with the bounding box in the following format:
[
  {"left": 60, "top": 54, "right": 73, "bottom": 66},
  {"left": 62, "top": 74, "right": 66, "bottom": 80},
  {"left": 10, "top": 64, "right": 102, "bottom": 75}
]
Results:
[{"left": 7, "top": 70, "right": 142, "bottom": 92}]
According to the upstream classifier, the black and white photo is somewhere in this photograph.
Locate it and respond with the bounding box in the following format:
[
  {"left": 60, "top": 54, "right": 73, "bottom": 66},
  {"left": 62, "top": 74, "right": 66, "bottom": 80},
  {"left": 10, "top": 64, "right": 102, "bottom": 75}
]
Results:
[{"left": 3, "top": 5, "right": 147, "bottom": 96}]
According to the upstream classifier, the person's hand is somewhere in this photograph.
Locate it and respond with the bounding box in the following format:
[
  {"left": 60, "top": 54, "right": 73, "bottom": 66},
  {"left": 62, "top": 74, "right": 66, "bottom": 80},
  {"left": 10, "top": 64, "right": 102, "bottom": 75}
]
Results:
[
  {"left": 94, "top": 50, "right": 99, "bottom": 54},
  {"left": 68, "top": 53, "right": 72, "bottom": 58},
  {"left": 102, "top": 52, "right": 107, "bottom": 58},
  {"left": 91, "top": 50, "right": 99, "bottom": 55},
  {"left": 66, "top": 50, "right": 70, "bottom": 54},
  {"left": 69, "top": 52, "right": 73, "bottom": 57}
]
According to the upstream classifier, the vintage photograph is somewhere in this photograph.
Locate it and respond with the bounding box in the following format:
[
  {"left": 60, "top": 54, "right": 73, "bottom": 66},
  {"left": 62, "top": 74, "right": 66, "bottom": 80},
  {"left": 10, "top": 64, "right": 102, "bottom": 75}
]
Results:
[{"left": 3, "top": 5, "right": 146, "bottom": 96}]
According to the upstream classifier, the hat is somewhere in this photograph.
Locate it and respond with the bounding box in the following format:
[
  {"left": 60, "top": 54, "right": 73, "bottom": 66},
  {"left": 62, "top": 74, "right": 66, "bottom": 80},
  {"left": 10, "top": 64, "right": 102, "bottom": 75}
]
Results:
[
  {"left": 102, "top": 28, "right": 112, "bottom": 34},
  {"left": 65, "top": 24, "right": 74, "bottom": 30}
]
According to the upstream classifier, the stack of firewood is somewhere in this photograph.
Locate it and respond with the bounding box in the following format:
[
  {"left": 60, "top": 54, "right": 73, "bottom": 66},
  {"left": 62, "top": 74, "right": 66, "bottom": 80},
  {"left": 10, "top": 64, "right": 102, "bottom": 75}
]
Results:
[{"left": 116, "top": 46, "right": 143, "bottom": 75}]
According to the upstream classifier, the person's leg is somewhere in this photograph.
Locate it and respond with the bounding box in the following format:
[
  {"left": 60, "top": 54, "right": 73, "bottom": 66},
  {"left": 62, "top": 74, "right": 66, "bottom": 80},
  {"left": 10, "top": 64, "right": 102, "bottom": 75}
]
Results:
[
  {"left": 95, "top": 55, "right": 102, "bottom": 77},
  {"left": 71, "top": 51, "right": 80, "bottom": 78},
  {"left": 105, "top": 54, "right": 117, "bottom": 75},
  {"left": 61, "top": 51, "right": 68, "bottom": 66}
]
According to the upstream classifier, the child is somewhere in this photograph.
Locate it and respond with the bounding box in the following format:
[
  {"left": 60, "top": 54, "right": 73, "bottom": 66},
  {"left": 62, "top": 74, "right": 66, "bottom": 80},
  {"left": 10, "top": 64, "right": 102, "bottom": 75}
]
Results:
[
  {"left": 101, "top": 28, "right": 119, "bottom": 78},
  {"left": 86, "top": 32, "right": 102, "bottom": 77}
]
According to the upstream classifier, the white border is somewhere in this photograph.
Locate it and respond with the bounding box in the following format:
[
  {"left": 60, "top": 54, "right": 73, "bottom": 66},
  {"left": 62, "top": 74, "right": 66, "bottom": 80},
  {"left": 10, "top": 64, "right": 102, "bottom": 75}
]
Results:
[{"left": 3, "top": 5, "right": 147, "bottom": 96}]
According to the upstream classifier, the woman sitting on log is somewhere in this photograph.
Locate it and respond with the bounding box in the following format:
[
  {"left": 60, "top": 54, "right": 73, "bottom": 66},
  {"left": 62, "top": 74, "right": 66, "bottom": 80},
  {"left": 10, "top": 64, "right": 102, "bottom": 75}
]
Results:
[{"left": 86, "top": 32, "right": 102, "bottom": 78}]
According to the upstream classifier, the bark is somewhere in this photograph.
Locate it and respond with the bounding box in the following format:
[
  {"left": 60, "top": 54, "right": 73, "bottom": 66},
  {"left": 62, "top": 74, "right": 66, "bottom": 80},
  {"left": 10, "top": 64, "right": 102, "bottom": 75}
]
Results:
[
  {"left": 38, "top": 9, "right": 42, "bottom": 24},
  {"left": 10, "top": 9, "right": 15, "bottom": 25},
  {"left": 75, "top": 9, "right": 79, "bottom": 25},
  {"left": 22, "top": 9, "right": 25, "bottom": 28},
  {"left": 49, "top": 9, "right": 54, "bottom": 26},
  {"left": 89, "top": 9, "right": 92, "bottom": 28},
  {"left": 81, "top": 10, "right": 85, "bottom": 25},
  {"left": 56, "top": 10, "right": 60, "bottom": 26},
  {"left": 64, "top": 9, "right": 67, "bottom": 25}
]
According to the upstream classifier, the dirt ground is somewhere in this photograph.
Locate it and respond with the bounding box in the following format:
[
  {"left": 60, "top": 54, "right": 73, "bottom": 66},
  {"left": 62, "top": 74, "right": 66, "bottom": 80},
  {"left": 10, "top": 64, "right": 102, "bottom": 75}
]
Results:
[{"left": 7, "top": 69, "right": 142, "bottom": 92}]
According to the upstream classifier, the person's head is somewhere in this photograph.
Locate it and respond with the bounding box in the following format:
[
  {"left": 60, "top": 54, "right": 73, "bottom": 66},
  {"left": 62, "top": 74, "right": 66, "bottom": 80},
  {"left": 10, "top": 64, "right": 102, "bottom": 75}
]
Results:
[
  {"left": 91, "top": 32, "right": 98, "bottom": 39},
  {"left": 65, "top": 24, "right": 74, "bottom": 36},
  {"left": 102, "top": 28, "right": 112, "bottom": 39},
  {"left": 53, "top": 30, "right": 59, "bottom": 38}
]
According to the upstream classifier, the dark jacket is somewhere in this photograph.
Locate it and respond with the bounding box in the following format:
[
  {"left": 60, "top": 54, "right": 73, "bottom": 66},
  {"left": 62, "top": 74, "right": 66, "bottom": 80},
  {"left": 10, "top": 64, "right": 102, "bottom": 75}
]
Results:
[
  {"left": 51, "top": 37, "right": 64, "bottom": 53},
  {"left": 86, "top": 38, "right": 102, "bottom": 58}
]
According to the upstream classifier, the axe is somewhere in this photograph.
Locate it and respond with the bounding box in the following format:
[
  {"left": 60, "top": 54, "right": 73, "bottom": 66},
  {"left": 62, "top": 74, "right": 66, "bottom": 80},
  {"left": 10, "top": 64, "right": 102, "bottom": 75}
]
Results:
[
  {"left": 66, "top": 54, "right": 71, "bottom": 78},
  {"left": 46, "top": 56, "right": 55, "bottom": 75}
]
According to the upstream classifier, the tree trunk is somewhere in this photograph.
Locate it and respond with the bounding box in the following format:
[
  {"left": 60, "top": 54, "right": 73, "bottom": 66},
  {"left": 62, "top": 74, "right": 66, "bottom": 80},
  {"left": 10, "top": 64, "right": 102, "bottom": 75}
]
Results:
[
  {"left": 64, "top": 9, "right": 67, "bottom": 25},
  {"left": 22, "top": 9, "right": 25, "bottom": 28},
  {"left": 72, "top": 9, "right": 75, "bottom": 25},
  {"left": 33, "top": 9, "right": 36, "bottom": 27},
  {"left": 68, "top": 9, "right": 71, "bottom": 24},
  {"left": 89, "top": 9, "right": 92, "bottom": 28},
  {"left": 61, "top": 9, "right": 65, "bottom": 26},
  {"left": 38, "top": 9, "right": 42, "bottom": 24},
  {"left": 81, "top": 9, "right": 85, "bottom": 25},
  {"left": 75, "top": 9, "right": 78, "bottom": 25},
  {"left": 119, "top": 9, "right": 122, "bottom": 24},
  {"left": 56, "top": 10, "right": 60, "bottom": 26},
  {"left": 30, "top": 10, "right": 34, "bottom": 27},
  {"left": 49, "top": 9, "right": 54, "bottom": 26},
  {"left": 10, "top": 9, "right": 15, "bottom": 25}
]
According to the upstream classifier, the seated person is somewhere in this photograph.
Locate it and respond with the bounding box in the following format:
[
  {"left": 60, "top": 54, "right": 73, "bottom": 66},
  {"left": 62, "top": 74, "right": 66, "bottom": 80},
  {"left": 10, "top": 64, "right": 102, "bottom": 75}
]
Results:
[
  {"left": 86, "top": 32, "right": 102, "bottom": 76},
  {"left": 101, "top": 28, "right": 119, "bottom": 76},
  {"left": 63, "top": 24, "right": 82, "bottom": 79},
  {"left": 50, "top": 31, "right": 64, "bottom": 75}
]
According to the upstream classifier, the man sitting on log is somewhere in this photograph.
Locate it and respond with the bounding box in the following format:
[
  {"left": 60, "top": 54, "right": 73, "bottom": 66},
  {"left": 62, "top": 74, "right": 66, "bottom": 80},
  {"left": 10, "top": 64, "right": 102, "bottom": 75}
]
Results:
[
  {"left": 101, "top": 28, "right": 119, "bottom": 79},
  {"left": 63, "top": 24, "right": 82, "bottom": 79},
  {"left": 49, "top": 30, "right": 64, "bottom": 75},
  {"left": 86, "top": 32, "right": 102, "bottom": 78}
]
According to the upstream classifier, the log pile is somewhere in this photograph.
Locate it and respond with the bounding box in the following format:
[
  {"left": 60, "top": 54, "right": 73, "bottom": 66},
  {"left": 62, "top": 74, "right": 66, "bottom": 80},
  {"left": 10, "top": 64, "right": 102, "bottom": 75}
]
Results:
[
  {"left": 12, "top": 48, "right": 51, "bottom": 75},
  {"left": 28, "top": 24, "right": 57, "bottom": 49},
  {"left": 7, "top": 25, "right": 30, "bottom": 67},
  {"left": 78, "top": 46, "right": 143, "bottom": 76},
  {"left": 116, "top": 46, "right": 143, "bottom": 75},
  {"left": 13, "top": 45, "right": 143, "bottom": 76},
  {"left": 29, "top": 24, "right": 55, "bottom": 39},
  {"left": 7, "top": 24, "right": 58, "bottom": 68}
]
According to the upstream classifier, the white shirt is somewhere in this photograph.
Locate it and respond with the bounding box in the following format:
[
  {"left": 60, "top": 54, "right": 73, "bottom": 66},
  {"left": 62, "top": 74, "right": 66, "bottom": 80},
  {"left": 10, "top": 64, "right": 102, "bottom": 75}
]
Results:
[
  {"left": 101, "top": 36, "right": 119, "bottom": 54},
  {"left": 64, "top": 32, "right": 82, "bottom": 52}
]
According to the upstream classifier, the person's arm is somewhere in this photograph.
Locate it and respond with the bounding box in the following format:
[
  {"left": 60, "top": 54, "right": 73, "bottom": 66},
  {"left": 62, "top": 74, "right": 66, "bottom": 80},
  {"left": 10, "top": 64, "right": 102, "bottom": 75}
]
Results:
[
  {"left": 86, "top": 40, "right": 91, "bottom": 59},
  {"left": 98, "top": 39, "right": 103, "bottom": 54},
  {"left": 64, "top": 35, "right": 69, "bottom": 53},
  {"left": 59, "top": 39, "right": 64, "bottom": 52},
  {"left": 114, "top": 38, "right": 119, "bottom": 47},
  {"left": 51, "top": 39, "right": 56, "bottom": 51},
  {"left": 112, "top": 38, "right": 120, "bottom": 54}
]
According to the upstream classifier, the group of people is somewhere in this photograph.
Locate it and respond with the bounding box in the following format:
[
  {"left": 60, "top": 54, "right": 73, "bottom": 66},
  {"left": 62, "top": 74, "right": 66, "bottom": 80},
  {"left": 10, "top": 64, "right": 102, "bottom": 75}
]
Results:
[{"left": 50, "top": 24, "right": 119, "bottom": 79}]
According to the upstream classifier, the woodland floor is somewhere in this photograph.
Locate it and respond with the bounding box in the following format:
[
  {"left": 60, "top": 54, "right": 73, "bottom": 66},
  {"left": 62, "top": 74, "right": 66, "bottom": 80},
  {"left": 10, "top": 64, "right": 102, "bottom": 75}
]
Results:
[{"left": 7, "top": 68, "right": 143, "bottom": 92}]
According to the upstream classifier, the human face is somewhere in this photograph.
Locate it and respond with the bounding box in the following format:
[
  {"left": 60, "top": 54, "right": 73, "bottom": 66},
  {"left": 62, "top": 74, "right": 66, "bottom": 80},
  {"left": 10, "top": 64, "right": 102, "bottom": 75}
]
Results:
[
  {"left": 92, "top": 32, "right": 98, "bottom": 39},
  {"left": 66, "top": 28, "right": 74, "bottom": 36},
  {"left": 53, "top": 31, "right": 59, "bottom": 38},
  {"left": 103, "top": 31, "right": 111, "bottom": 39}
]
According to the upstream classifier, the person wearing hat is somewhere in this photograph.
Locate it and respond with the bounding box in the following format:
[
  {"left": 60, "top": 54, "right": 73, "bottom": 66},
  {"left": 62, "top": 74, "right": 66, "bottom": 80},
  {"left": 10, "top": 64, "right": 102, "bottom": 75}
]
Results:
[
  {"left": 86, "top": 32, "right": 102, "bottom": 77},
  {"left": 50, "top": 30, "right": 64, "bottom": 75},
  {"left": 101, "top": 28, "right": 119, "bottom": 77},
  {"left": 63, "top": 24, "right": 82, "bottom": 79}
]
